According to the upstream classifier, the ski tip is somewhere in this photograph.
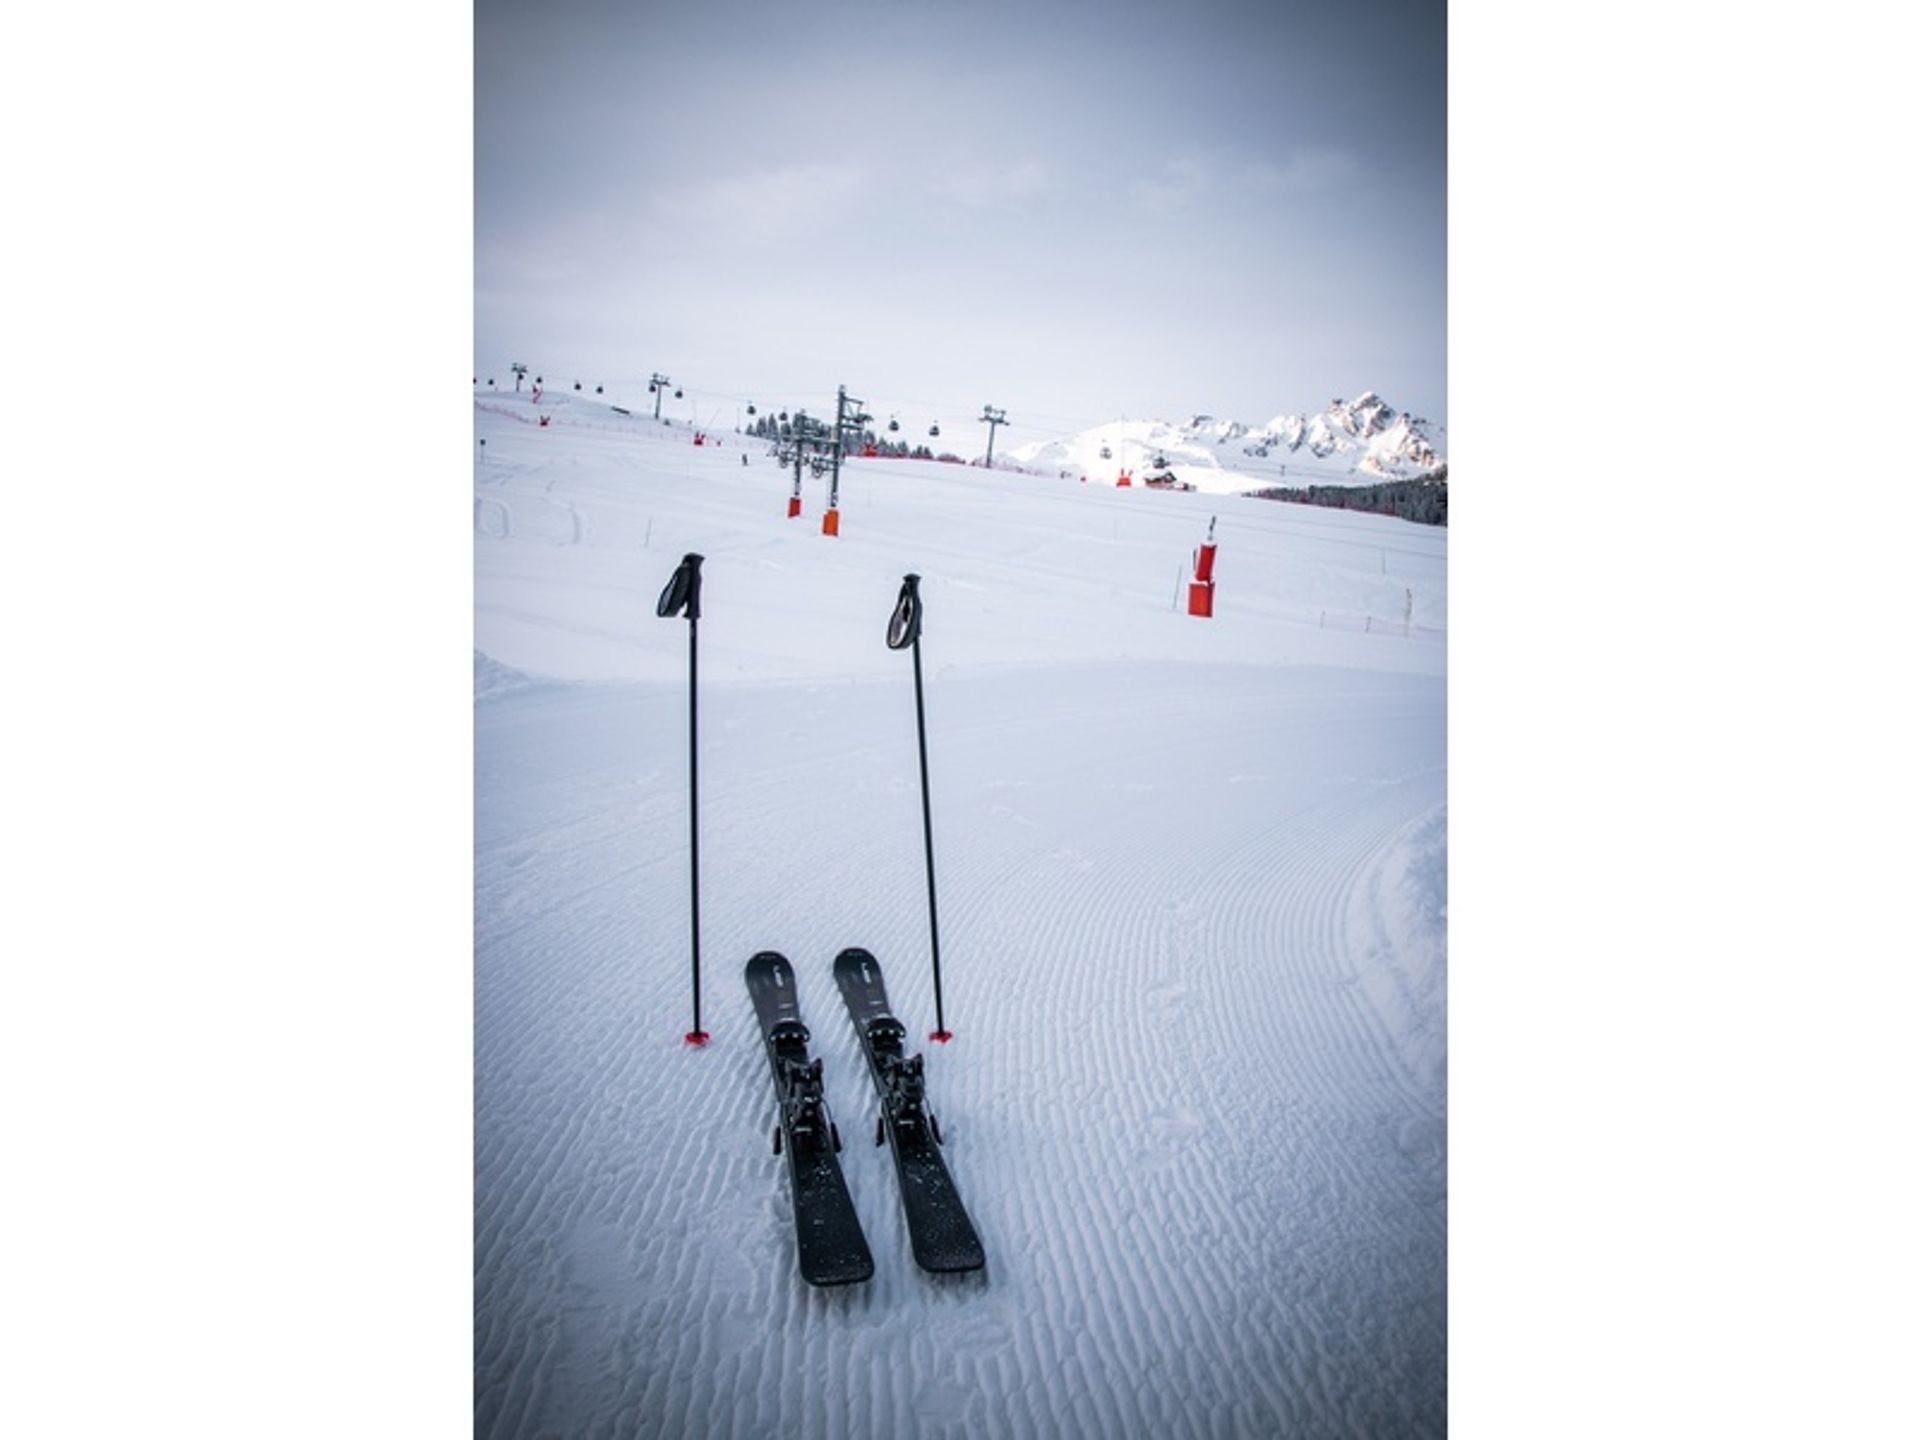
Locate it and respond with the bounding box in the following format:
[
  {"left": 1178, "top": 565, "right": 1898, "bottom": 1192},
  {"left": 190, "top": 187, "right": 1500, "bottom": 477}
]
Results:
[
  {"left": 745, "top": 951, "right": 790, "bottom": 983},
  {"left": 684, "top": 1030, "right": 712, "bottom": 1047},
  {"left": 929, "top": 1029, "right": 954, "bottom": 1044}
]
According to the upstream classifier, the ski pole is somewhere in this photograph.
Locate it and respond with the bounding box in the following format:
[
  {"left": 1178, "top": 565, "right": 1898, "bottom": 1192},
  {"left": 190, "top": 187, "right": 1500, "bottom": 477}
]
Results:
[
  {"left": 888, "top": 574, "right": 952, "bottom": 1042},
  {"left": 657, "top": 553, "right": 709, "bottom": 1045}
]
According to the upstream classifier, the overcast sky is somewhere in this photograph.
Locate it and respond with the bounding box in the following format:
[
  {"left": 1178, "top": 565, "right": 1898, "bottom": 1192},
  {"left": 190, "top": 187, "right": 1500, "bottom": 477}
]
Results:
[{"left": 476, "top": 0, "right": 1446, "bottom": 446}]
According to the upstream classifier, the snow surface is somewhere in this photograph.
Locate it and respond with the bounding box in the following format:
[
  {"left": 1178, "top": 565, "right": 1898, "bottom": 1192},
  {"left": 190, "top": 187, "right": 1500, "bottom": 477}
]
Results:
[{"left": 475, "top": 388, "right": 1447, "bottom": 1437}]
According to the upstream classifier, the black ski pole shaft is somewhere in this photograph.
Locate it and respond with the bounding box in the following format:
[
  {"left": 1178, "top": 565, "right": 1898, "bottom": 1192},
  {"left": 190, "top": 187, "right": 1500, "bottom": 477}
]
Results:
[
  {"left": 888, "top": 573, "right": 950, "bottom": 1041},
  {"left": 688, "top": 611, "right": 702, "bottom": 1039},
  {"left": 657, "top": 553, "right": 709, "bottom": 1045},
  {"left": 911, "top": 634, "right": 949, "bottom": 1041}
]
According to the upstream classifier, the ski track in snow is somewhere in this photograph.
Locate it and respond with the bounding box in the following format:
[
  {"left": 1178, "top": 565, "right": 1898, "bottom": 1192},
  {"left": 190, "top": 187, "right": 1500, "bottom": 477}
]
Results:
[{"left": 474, "top": 400, "right": 1446, "bottom": 1438}]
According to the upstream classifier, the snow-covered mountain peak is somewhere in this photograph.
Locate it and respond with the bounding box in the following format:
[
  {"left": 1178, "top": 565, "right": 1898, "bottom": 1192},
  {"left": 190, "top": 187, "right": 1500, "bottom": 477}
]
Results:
[
  {"left": 1009, "top": 392, "right": 1446, "bottom": 494},
  {"left": 1327, "top": 391, "right": 1397, "bottom": 439}
]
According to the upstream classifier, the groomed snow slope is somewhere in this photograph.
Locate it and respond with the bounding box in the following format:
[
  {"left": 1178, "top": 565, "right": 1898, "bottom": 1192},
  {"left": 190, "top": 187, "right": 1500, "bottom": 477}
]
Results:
[{"left": 475, "top": 389, "right": 1447, "bottom": 1438}]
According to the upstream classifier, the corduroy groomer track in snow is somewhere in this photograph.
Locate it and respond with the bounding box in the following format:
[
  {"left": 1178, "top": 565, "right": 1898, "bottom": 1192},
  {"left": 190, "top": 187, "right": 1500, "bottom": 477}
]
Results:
[{"left": 474, "top": 389, "right": 1446, "bottom": 1437}]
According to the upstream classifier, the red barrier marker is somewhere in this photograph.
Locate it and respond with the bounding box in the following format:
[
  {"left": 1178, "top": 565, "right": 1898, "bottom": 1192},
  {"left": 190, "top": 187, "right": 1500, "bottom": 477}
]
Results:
[{"left": 1187, "top": 517, "right": 1218, "bottom": 618}]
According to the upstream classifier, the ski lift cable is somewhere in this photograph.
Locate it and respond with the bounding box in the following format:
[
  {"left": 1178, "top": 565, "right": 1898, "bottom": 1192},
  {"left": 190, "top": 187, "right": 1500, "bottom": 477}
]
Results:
[{"left": 478, "top": 363, "right": 1051, "bottom": 431}]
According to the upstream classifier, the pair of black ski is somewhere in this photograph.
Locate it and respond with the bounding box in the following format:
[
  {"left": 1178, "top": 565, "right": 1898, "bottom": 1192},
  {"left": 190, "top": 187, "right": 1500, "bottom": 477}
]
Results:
[{"left": 745, "top": 948, "right": 985, "bottom": 1287}]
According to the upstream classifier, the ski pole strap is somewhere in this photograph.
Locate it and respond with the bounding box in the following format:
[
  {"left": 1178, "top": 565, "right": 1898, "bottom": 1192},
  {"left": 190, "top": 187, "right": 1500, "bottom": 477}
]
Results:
[
  {"left": 887, "top": 573, "right": 922, "bottom": 650},
  {"left": 657, "top": 553, "right": 705, "bottom": 620}
]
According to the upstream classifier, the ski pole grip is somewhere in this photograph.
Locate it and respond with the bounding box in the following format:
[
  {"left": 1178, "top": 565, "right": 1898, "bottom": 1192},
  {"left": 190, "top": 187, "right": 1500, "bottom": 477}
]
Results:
[
  {"left": 887, "top": 573, "right": 922, "bottom": 650},
  {"left": 657, "top": 553, "right": 705, "bottom": 620}
]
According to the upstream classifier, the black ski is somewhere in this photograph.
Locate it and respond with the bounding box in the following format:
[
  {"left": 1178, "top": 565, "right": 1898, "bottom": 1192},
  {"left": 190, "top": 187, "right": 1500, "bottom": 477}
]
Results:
[
  {"left": 744, "top": 952, "right": 874, "bottom": 1287},
  {"left": 832, "top": 947, "right": 986, "bottom": 1274}
]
